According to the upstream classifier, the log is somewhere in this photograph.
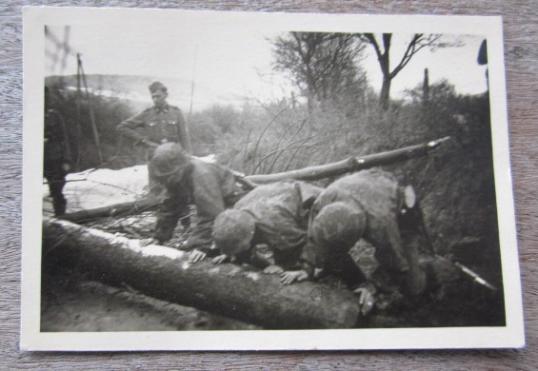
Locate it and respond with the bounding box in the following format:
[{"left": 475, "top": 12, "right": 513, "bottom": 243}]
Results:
[
  {"left": 60, "top": 197, "right": 160, "bottom": 223},
  {"left": 246, "top": 136, "right": 451, "bottom": 184},
  {"left": 43, "top": 218, "right": 360, "bottom": 329},
  {"left": 60, "top": 136, "right": 450, "bottom": 223}
]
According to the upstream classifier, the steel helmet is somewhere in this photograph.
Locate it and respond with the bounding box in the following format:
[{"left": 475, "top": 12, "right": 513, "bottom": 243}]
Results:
[
  {"left": 311, "top": 201, "right": 366, "bottom": 250},
  {"left": 213, "top": 209, "right": 256, "bottom": 256},
  {"left": 149, "top": 143, "right": 190, "bottom": 178}
]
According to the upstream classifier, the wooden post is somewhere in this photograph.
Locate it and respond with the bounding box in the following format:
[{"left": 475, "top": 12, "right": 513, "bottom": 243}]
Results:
[
  {"left": 422, "top": 68, "right": 430, "bottom": 105},
  {"left": 78, "top": 54, "right": 104, "bottom": 164}
]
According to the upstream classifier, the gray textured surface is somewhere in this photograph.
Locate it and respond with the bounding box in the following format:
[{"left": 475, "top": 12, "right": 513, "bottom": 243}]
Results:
[{"left": 1, "top": 0, "right": 537, "bottom": 368}]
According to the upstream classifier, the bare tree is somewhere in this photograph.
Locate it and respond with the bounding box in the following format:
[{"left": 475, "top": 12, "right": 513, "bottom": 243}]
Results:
[
  {"left": 359, "top": 33, "right": 441, "bottom": 110},
  {"left": 272, "top": 32, "right": 366, "bottom": 110}
]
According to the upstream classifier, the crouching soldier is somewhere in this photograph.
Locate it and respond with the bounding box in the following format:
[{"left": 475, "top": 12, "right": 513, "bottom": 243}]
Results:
[
  {"left": 147, "top": 143, "right": 244, "bottom": 262},
  {"left": 211, "top": 181, "right": 322, "bottom": 275},
  {"left": 282, "top": 169, "right": 429, "bottom": 314}
]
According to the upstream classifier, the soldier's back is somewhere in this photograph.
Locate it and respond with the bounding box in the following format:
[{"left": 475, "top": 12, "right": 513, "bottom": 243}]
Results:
[{"left": 329, "top": 169, "right": 400, "bottom": 216}]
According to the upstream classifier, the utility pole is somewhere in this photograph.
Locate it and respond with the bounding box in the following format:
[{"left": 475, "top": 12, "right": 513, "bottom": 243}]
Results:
[
  {"left": 77, "top": 53, "right": 104, "bottom": 164},
  {"left": 75, "top": 53, "right": 83, "bottom": 169},
  {"left": 188, "top": 45, "right": 198, "bottom": 121}
]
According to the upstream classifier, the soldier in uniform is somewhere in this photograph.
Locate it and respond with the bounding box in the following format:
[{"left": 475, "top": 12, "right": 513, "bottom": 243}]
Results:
[
  {"left": 147, "top": 143, "right": 244, "bottom": 263},
  {"left": 281, "top": 169, "right": 429, "bottom": 315},
  {"left": 117, "top": 81, "right": 192, "bottom": 197},
  {"left": 44, "top": 87, "right": 71, "bottom": 216},
  {"left": 211, "top": 181, "right": 323, "bottom": 271}
]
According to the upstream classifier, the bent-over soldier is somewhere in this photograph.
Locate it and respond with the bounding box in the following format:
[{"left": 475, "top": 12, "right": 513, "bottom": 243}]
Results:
[
  {"left": 282, "top": 169, "right": 429, "bottom": 314},
  {"left": 211, "top": 181, "right": 322, "bottom": 272},
  {"left": 148, "top": 143, "right": 243, "bottom": 263}
]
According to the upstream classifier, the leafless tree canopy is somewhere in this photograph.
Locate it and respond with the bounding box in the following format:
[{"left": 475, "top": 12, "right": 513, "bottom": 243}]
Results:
[
  {"left": 272, "top": 32, "right": 367, "bottom": 109},
  {"left": 358, "top": 33, "right": 442, "bottom": 109}
]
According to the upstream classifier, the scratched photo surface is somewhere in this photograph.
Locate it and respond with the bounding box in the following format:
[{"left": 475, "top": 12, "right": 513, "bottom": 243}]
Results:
[{"left": 21, "top": 8, "right": 523, "bottom": 350}]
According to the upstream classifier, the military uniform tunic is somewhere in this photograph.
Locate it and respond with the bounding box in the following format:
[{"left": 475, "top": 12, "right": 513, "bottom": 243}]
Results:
[
  {"left": 118, "top": 104, "right": 192, "bottom": 154},
  {"left": 44, "top": 108, "right": 71, "bottom": 215},
  {"left": 302, "top": 169, "right": 426, "bottom": 295},
  {"left": 154, "top": 158, "right": 242, "bottom": 252},
  {"left": 232, "top": 181, "right": 322, "bottom": 269}
]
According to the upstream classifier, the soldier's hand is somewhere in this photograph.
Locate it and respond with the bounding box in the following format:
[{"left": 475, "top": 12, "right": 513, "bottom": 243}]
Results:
[
  {"left": 61, "top": 162, "right": 71, "bottom": 172},
  {"left": 189, "top": 249, "right": 207, "bottom": 263},
  {"left": 280, "top": 270, "right": 308, "bottom": 285},
  {"left": 354, "top": 286, "right": 375, "bottom": 316},
  {"left": 212, "top": 254, "right": 228, "bottom": 265},
  {"left": 263, "top": 265, "right": 284, "bottom": 275}
]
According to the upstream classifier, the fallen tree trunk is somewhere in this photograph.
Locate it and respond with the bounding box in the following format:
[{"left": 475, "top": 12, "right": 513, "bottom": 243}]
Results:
[
  {"left": 60, "top": 197, "right": 160, "bottom": 223},
  {"left": 247, "top": 136, "right": 451, "bottom": 184},
  {"left": 60, "top": 136, "right": 450, "bottom": 223},
  {"left": 43, "top": 218, "right": 360, "bottom": 329}
]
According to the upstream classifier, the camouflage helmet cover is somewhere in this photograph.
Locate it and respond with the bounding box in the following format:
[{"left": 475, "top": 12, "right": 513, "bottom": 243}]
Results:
[
  {"left": 149, "top": 143, "right": 190, "bottom": 178},
  {"left": 311, "top": 201, "right": 366, "bottom": 250},
  {"left": 213, "top": 209, "right": 256, "bottom": 256}
]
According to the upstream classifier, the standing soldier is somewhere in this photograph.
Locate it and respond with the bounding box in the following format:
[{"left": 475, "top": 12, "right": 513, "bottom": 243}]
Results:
[
  {"left": 211, "top": 181, "right": 322, "bottom": 271},
  {"left": 117, "top": 81, "right": 192, "bottom": 197},
  {"left": 44, "top": 87, "right": 72, "bottom": 216}
]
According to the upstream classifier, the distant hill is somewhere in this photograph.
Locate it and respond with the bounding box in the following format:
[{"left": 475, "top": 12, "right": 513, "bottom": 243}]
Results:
[{"left": 45, "top": 74, "right": 193, "bottom": 111}]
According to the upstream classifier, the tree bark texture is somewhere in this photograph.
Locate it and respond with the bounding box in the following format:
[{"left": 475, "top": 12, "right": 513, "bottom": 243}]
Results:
[
  {"left": 246, "top": 136, "right": 450, "bottom": 184},
  {"left": 43, "top": 218, "right": 360, "bottom": 329},
  {"left": 60, "top": 197, "right": 161, "bottom": 222}
]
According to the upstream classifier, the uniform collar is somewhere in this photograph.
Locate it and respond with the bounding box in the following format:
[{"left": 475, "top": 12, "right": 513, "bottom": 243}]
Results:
[{"left": 154, "top": 103, "right": 170, "bottom": 113}]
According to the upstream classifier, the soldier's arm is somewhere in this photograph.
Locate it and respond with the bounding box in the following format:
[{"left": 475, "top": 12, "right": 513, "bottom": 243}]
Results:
[
  {"left": 175, "top": 109, "right": 192, "bottom": 153},
  {"left": 249, "top": 249, "right": 274, "bottom": 270},
  {"left": 117, "top": 110, "right": 155, "bottom": 146},
  {"left": 185, "top": 169, "right": 226, "bottom": 255},
  {"left": 153, "top": 190, "right": 183, "bottom": 244},
  {"left": 279, "top": 240, "right": 319, "bottom": 285}
]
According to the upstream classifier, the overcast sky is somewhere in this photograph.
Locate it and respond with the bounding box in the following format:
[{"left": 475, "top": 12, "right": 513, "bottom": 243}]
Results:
[{"left": 45, "top": 18, "right": 487, "bottom": 111}]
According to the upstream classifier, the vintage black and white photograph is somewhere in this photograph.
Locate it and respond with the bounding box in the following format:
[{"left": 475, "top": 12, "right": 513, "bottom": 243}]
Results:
[{"left": 21, "top": 7, "right": 524, "bottom": 350}]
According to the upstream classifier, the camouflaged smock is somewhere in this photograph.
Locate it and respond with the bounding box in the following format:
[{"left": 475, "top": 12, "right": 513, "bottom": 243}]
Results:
[
  {"left": 232, "top": 181, "right": 322, "bottom": 269},
  {"left": 306, "top": 169, "right": 409, "bottom": 271}
]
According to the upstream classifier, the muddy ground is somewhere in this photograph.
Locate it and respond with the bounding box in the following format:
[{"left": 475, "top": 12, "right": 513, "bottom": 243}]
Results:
[{"left": 41, "top": 276, "right": 258, "bottom": 332}]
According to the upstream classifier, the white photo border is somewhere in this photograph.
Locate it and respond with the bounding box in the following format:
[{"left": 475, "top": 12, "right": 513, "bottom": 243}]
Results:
[{"left": 21, "top": 6, "right": 525, "bottom": 351}]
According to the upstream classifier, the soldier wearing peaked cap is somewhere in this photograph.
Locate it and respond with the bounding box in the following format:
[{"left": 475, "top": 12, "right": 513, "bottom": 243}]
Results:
[{"left": 117, "top": 81, "right": 192, "bottom": 197}]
